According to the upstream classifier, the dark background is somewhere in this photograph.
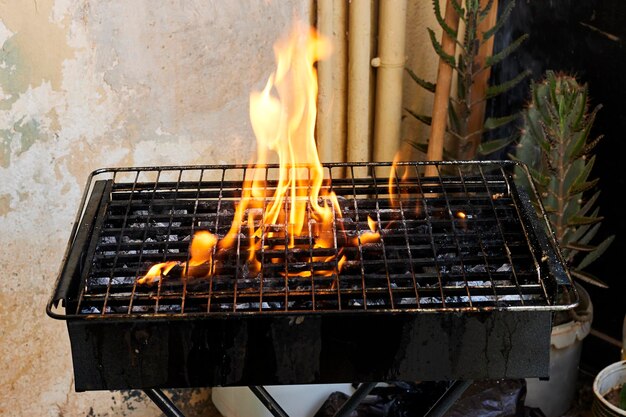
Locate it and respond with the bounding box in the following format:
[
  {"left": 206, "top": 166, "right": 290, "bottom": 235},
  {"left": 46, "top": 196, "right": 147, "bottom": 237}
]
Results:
[{"left": 488, "top": 0, "right": 626, "bottom": 370}]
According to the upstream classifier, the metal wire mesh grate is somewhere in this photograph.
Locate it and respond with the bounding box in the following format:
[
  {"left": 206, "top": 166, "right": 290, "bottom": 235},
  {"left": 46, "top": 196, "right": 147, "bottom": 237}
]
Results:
[{"left": 56, "top": 161, "right": 569, "bottom": 318}]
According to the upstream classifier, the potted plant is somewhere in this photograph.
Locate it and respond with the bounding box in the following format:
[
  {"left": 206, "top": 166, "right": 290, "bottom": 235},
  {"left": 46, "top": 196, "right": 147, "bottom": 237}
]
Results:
[
  {"left": 593, "top": 360, "right": 626, "bottom": 416},
  {"left": 513, "top": 70, "right": 614, "bottom": 417},
  {"left": 405, "top": 0, "right": 529, "bottom": 161},
  {"left": 591, "top": 317, "right": 626, "bottom": 416}
]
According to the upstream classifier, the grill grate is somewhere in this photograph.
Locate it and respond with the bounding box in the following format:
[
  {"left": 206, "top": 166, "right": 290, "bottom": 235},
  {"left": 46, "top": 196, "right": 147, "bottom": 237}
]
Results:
[{"left": 50, "top": 161, "right": 574, "bottom": 319}]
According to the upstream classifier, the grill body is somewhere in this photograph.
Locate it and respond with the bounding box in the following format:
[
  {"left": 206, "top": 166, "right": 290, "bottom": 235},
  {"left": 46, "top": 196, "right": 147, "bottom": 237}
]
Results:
[
  {"left": 69, "top": 311, "right": 550, "bottom": 391},
  {"left": 48, "top": 161, "right": 575, "bottom": 391}
]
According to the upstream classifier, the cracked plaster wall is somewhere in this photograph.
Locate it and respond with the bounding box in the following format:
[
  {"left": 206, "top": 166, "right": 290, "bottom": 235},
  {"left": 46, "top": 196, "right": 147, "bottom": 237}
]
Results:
[
  {"left": 0, "top": 1, "right": 437, "bottom": 415},
  {"left": 0, "top": 1, "right": 310, "bottom": 416}
]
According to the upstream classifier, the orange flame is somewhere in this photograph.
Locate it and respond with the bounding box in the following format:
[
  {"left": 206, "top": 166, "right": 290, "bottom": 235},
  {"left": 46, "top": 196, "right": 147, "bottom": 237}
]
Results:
[
  {"left": 137, "top": 231, "right": 217, "bottom": 285},
  {"left": 348, "top": 215, "right": 380, "bottom": 246},
  {"left": 218, "top": 21, "right": 342, "bottom": 274},
  {"left": 138, "top": 22, "right": 380, "bottom": 285},
  {"left": 245, "top": 22, "right": 334, "bottom": 245}
]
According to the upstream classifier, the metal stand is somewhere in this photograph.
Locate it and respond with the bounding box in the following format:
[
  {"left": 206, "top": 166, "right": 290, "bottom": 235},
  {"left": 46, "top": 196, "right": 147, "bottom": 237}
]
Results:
[
  {"left": 249, "top": 383, "right": 378, "bottom": 417},
  {"left": 424, "top": 380, "right": 473, "bottom": 417},
  {"left": 248, "top": 386, "right": 290, "bottom": 417},
  {"left": 143, "top": 389, "right": 185, "bottom": 417},
  {"left": 144, "top": 380, "right": 471, "bottom": 417}
]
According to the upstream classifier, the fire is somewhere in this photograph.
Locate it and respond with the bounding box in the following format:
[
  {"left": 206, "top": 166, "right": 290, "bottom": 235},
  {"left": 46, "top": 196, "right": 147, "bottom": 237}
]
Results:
[
  {"left": 388, "top": 155, "right": 413, "bottom": 207},
  {"left": 350, "top": 216, "right": 379, "bottom": 246},
  {"left": 138, "top": 22, "right": 380, "bottom": 286},
  {"left": 137, "top": 231, "right": 217, "bottom": 285},
  {"left": 224, "top": 21, "right": 335, "bottom": 248}
]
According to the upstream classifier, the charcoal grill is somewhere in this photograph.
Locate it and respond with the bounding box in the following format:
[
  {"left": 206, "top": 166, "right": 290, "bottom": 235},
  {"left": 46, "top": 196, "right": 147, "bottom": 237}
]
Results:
[{"left": 47, "top": 161, "right": 576, "bottom": 400}]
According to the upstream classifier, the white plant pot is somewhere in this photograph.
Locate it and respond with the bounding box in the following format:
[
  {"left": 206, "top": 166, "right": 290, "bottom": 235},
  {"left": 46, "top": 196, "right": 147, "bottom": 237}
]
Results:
[
  {"left": 525, "top": 284, "right": 593, "bottom": 417},
  {"left": 592, "top": 360, "right": 626, "bottom": 416},
  {"left": 212, "top": 384, "right": 355, "bottom": 417}
]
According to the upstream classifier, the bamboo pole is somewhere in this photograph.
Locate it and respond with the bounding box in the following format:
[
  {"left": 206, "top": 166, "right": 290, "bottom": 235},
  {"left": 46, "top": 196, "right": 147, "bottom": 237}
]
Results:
[
  {"left": 425, "top": 0, "right": 460, "bottom": 177},
  {"left": 316, "top": 0, "right": 348, "bottom": 164},
  {"left": 372, "top": 0, "right": 407, "bottom": 168},
  {"left": 347, "top": 0, "right": 372, "bottom": 163},
  {"left": 463, "top": 0, "right": 499, "bottom": 160}
]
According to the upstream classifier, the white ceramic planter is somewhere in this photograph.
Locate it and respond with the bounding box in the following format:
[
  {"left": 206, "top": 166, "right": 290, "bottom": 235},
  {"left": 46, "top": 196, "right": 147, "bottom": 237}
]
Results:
[
  {"left": 592, "top": 360, "right": 626, "bottom": 416},
  {"left": 525, "top": 284, "right": 593, "bottom": 417}
]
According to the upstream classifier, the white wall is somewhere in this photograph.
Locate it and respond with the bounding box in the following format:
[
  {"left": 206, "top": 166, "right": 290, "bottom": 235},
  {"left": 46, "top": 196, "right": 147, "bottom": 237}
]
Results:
[
  {"left": 0, "top": 1, "right": 310, "bottom": 415},
  {"left": 0, "top": 1, "right": 438, "bottom": 415}
]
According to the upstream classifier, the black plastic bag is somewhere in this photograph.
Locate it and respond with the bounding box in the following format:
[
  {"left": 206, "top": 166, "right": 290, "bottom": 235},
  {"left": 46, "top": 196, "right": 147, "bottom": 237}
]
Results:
[{"left": 314, "top": 380, "right": 546, "bottom": 417}]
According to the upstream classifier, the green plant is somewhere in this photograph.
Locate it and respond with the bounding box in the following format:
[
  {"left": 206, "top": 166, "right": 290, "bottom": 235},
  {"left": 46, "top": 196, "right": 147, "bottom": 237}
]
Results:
[
  {"left": 406, "top": 0, "right": 530, "bottom": 160},
  {"left": 514, "top": 71, "right": 614, "bottom": 288}
]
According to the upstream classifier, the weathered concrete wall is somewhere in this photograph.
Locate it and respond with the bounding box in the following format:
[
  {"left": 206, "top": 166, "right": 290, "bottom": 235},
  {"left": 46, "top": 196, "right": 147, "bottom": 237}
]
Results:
[
  {"left": 0, "top": 1, "right": 310, "bottom": 415},
  {"left": 0, "top": 1, "right": 438, "bottom": 415}
]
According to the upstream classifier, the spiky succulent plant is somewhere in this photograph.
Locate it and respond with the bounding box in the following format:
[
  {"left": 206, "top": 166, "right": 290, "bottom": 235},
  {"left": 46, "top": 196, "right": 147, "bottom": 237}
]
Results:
[
  {"left": 406, "top": 0, "right": 529, "bottom": 160},
  {"left": 514, "top": 71, "right": 613, "bottom": 288}
]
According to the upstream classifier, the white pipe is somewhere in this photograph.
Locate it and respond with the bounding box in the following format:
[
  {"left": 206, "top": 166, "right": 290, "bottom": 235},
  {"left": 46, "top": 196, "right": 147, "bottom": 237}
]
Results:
[
  {"left": 372, "top": 0, "right": 407, "bottom": 164},
  {"left": 316, "top": 0, "right": 347, "bottom": 164},
  {"left": 347, "top": 0, "right": 372, "bottom": 162}
]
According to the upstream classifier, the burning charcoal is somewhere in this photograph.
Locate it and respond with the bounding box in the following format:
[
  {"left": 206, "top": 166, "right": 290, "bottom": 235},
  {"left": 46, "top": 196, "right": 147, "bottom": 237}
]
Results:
[
  {"left": 130, "top": 305, "right": 150, "bottom": 313},
  {"left": 157, "top": 305, "right": 181, "bottom": 313},
  {"left": 162, "top": 263, "right": 185, "bottom": 279},
  {"left": 152, "top": 234, "right": 172, "bottom": 242},
  {"left": 414, "top": 224, "right": 429, "bottom": 234},
  {"left": 111, "top": 277, "right": 128, "bottom": 286},
  {"left": 470, "top": 296, "right": 491, "bottom": 303},
  {"left": 466, "top": 280, "right": 490, "bottom": 287},
  {"left": 466, "top": 264, "right": 487, "bottom": 273},
  {"left": 129, "top": 222, "right": 148, "bottom": 228},
  {"left": 336, "top": 217, "right": 354, "bottom": 224},
  {"left": 219, "top": 208, "right": 235, "bottom": 216},
  {"left": 240, "top": 263, "right": 260, "bottom": 279},
  {"left": 239, "top": 278, "right": 262, "bottom": 290},
  {"left": 178, "top": 263, "right": 212, "bottom": 279},
  {"left": 496, "top": 263, "right": 512, "bottom": 272}
]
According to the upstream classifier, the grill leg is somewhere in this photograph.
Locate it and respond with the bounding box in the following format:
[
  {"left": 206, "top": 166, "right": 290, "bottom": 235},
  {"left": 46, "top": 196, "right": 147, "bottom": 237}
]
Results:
[
  {"left": 143, "top": 389, "right": 186, "bottom": 417},
  {"left": 423, "top": 380, "right": 472, "bottom": 417},
  {"left": 248, "top": 383, "right": 377, "bottom": 417},
  {"left": 249, "top": 386, "right": 291, "bottom": 417},
  {"left": 333, "top": 382, "right": 377, "bottom": 417}
]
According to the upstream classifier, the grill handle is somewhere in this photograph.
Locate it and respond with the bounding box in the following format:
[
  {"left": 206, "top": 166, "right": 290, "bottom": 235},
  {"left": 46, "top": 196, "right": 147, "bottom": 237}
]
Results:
[
  {"left": 514, "top": 184, "right": 578, "bottom": 308},
  {"left": 47, "top": 180, "right": 110, "bottom": 315}
]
